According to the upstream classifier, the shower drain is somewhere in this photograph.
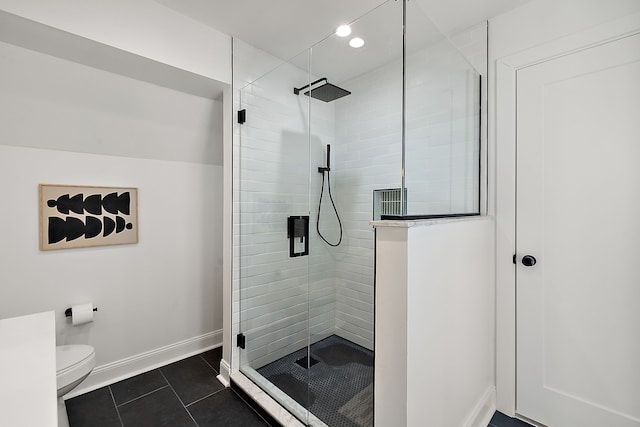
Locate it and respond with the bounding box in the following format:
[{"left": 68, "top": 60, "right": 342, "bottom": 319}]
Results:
[{"left": 295, "top": 355, "right": 319, "bottom": 369}]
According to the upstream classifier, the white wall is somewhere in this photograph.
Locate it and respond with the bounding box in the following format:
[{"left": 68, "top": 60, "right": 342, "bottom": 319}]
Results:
[
  {"left": 0, "top": 0, "right": 231, "bottom": 85},
  {"left": 489, "top": 0, "right": 640, "bottom": 62},
  {"left": 406, "top": 219, "right": 494, "bottom": 427},
  {"left": 0, "top": 34, "right": 224, "bottom": 392},
  {"left": 0, "top": 40, "right": 223, "bottom": 164},
  {"left": 374, "top": 225, "right": 408, "bottom": 427},
  {"left": 490, "top": 0, "right": 640, "bottom": 415},
  {"left": 375, "top": 218, "right": 495, "bottom": 427}
]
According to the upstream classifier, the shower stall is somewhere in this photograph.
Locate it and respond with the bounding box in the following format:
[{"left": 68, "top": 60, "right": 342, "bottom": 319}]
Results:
[{"left": 232, "top": 1, "right": 484, "bottom": 425}]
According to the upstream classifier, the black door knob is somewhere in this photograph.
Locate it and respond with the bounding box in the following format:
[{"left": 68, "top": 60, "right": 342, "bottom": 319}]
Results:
[{"left": 522, "top": 255, "right": 537, "bottom": 267}]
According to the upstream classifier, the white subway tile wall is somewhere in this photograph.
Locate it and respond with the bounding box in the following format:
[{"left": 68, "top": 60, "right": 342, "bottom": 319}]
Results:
[
  {"left": 332, "top": 23, "right": 487, "bottom": 349},
  {"left": 232, "top": 22, "right": 487, "bottom": 368},
  {"left": 234, "top": 45, "right": 338, "bottom": 368}
]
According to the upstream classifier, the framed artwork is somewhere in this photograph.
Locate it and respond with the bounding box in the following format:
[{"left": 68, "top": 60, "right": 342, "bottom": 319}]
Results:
[{"left": 39, "top": 184, "right": 138, "bottom": 251}]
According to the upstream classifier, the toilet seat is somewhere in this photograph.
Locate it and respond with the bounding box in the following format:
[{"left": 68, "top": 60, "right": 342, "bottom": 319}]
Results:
[{"left": 56, "top": 345, "right": 95, "bottom": 393}]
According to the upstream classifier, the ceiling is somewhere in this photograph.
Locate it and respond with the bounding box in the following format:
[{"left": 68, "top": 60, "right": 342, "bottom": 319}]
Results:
[{"left": 154, "top": 0, "right": 532, "bottom": 64}]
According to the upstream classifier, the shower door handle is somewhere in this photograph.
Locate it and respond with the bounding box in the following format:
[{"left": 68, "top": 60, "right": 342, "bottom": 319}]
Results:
[{"left": 522, "top": 255, "right": 537, "bottom": 267}]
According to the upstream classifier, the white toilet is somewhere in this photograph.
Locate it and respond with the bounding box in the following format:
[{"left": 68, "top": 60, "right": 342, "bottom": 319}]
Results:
[{"left": 56, "top": 345, "right": 96, "bottom": 427}]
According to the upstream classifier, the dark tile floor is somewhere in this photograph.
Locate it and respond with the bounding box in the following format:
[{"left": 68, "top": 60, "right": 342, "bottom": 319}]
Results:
[
  {"left": 66, "top": 345, "right": 532, "bottom": 427},
  {"left": 488, "top": 411, "right": 534, "bottom": 427},
  {"left": 65, "top": 347, "right": 272, "bottom": 427}
]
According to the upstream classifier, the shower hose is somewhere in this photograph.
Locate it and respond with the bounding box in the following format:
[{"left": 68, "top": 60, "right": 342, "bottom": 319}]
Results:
[{"left": 316, "top": 170, "right": 343, "bottom": 247}]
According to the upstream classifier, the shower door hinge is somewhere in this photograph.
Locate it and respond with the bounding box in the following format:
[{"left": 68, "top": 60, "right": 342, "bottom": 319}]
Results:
[
  {"left": 237, "top": 109, "right": 246, "bottom": 124},
  {"left": 236, "top": 333, "right": 246, "bottom": 349},
  {"left": 513, "top": 254, "right": 516, "bottom": 264}
]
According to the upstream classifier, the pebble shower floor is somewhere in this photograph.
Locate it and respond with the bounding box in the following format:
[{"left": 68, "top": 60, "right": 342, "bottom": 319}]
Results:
[{"left": 257, "top": 335, "right": 374, "bottom": 427}]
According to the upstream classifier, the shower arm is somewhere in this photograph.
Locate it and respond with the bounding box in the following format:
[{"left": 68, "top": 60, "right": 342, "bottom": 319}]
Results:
[{"left": 294, "top": 77, "right": 328, "bottom": 95}]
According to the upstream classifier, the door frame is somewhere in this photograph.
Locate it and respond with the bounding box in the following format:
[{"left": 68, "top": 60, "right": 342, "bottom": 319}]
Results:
[{"left": 494, "top": 12, "right": 640, "bottom": 417}]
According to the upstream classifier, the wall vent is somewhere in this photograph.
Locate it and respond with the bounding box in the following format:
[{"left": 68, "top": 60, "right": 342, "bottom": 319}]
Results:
[{"left": 373, "top": 188, "right": 406, "bottom": 220}]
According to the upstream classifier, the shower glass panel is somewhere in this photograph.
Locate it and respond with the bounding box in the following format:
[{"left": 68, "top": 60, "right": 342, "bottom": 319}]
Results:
[
  {"left": 237, "top": 2, "right": 402, "bottom": 425},
  {"left": 237, "top": 48, "right": 314, "bottom": 424},
  {"left": 308, "top": 2, "right": 402, "bottom": 426},
  {"left": 236, "top": 0, "right": 483, "bottom": 425},
  {"left": 404, "top": 0, "right": 482, "bottom": 216}
]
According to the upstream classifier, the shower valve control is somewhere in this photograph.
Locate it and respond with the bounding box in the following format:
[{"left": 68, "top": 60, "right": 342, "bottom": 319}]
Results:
[{"left": 288, "top": 216, "right": 309, "bottom": 257}]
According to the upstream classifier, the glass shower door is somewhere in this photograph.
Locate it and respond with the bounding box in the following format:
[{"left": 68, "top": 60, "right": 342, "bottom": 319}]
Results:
[
  {"left": 234, "top": 0, "right": 484, "bottom": 424},
  {"left": 237, "top": 50, "right": 314, "bottom": 423},
  {"left": 236, "top": 2, "right": 403, "bottom": 425}
]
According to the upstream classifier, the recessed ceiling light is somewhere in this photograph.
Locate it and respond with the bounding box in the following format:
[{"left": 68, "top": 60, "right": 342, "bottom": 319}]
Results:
[
  {"left": 349, "top": 37, "right": 365, "bottom": 48},
  {"left": 335, "top": 24, "right": 352, "bottom": 37}
]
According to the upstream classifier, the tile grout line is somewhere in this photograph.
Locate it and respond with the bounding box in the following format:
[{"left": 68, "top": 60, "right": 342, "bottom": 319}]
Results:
[
  {"left": 107, "top": 386, "right": 125, "bottom": 427},
  {"left": 195, "top": 353, "right": 265, "bottom": 423},
  {"left": 184, "top": 387, "right": 226, "bottom": 408},
  {"left": 173, "top": 352, "right": 267, "bottom": 424},
  {"left": 115, "top": 384, "right": 170, "bottom": 408},
  {"left": 198, "top": 353, "right": 220, "bottom": 375},
  {"left": 158, "top": 368, "right": 200, "bottom": 427}
]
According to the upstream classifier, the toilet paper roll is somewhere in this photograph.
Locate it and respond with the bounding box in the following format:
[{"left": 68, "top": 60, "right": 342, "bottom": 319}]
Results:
[{"left": 71, "top": 303, "right": 95, "bottom": 326}]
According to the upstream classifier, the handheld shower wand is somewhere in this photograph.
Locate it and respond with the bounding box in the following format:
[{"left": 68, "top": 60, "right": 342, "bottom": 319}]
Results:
[
  {"left": 317, "top": 144, "right": 342, "bottom": 247},
  {"left": 318, "top": 144, "right": 330, "bottom": 173}
]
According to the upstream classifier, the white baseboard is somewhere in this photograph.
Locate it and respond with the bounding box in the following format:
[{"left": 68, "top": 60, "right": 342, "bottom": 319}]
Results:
[
  {"left": 64, "top": 329, "right": 223, "bottom": 399},
  {"left": 463, "top": 385, "right": 497, "bottom": 427},
  {"left": 218, "top": 358, "right": 230, "bottom": 386}
]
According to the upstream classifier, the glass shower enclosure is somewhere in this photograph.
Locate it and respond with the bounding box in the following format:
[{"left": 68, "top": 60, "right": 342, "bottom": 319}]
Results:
[{"left": 234, "top": 1, "right": 483, "bottom": 425}]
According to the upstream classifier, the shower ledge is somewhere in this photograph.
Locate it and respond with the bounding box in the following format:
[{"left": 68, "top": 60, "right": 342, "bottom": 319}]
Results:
[
  {"left": 371, "top": 215, "right": 489, "bottom": 228},
  {"left": 0, "top": 10, "right": 228, "bottom": 100}
]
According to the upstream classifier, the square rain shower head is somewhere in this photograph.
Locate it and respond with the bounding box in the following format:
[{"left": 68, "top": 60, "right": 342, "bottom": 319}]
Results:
[
  {"left": 295, "top": 78, "right": 351, "bottom": 103},
  {"left": 303, "top": 82, "right": 351, "bottom": 102}
]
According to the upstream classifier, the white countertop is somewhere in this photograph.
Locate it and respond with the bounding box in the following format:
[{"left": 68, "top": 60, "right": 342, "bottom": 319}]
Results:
[
  {"left": 0, "top": 311, "right": 57, "bottom": 427},
  {"left": 371, "top": 215, "right": 490, "bottom": 228}
]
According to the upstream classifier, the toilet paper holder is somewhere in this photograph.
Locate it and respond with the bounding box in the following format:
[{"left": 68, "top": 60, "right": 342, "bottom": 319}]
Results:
[{"left": 65, "top": 306, "right": 98, "bottom": 317}]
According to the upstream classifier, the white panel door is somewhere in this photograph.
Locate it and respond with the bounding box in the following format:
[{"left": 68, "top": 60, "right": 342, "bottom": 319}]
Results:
[{"left": 516, "top": 33, "right": 640, "bottom": 427}]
